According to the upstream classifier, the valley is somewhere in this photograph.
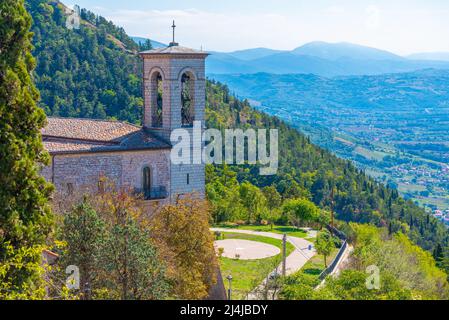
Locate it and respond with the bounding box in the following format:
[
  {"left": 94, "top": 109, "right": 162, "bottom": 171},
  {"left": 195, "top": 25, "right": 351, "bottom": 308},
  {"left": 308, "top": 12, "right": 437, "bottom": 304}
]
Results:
[{"left": 212, "top": 71, "right": 449, "bottom": 215}]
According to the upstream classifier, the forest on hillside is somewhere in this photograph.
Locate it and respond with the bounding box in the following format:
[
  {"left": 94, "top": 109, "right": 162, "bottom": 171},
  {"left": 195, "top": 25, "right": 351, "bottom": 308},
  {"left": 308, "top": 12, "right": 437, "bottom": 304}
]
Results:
[
  {"left": 27, "top": 0, "right": 144, "bottom": 123},
  {"left": 25, "top": 0, "right": 449, "bottom": 276}
]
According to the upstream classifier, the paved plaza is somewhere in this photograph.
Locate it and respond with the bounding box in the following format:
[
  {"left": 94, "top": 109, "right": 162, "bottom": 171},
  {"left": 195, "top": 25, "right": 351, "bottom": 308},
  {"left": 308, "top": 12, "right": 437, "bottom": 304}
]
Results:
[{"left": 215, "top": 239, "right": 280, "bottom": 260}]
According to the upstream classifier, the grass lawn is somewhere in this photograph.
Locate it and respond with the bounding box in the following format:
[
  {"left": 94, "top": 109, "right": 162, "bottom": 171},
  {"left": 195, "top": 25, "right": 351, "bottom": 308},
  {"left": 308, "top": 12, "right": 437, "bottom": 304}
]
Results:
[
  {"left": 218, "top": 232, "right": 294, "bottom": 300},
  {"left": 215, "top": 224, "right": 308, "bottom": 239},
  {"left": 300, "top": 247, "right": 340, "bottom": 282}
]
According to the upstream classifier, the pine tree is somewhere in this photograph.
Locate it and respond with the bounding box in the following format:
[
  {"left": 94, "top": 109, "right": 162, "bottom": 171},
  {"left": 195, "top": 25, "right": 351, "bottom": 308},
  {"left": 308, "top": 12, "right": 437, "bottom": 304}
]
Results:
[
  {"left": 433, "top": 244, "right": 444, "bottom": 268},
  {"left": 0, "top": 0, "right": 54, "bottom": 296}
]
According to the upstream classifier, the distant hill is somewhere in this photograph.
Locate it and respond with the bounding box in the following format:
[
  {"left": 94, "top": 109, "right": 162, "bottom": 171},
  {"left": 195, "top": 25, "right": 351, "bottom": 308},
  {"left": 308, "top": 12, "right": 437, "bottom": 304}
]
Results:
[
  {"left": 408, "top": 52, "right": 449, "bottom": 62},
  {"left": 226, "top": 47, "right": 284, "bottom": 60},
  {"left": 131, "top": 36, "right": 167, "bottom": 49},
  {"left": 292, "top": 41, "right": 403, "bottom": 61},
  {"left": 206, "top": 51, "right": 259, "bottom": 74},
  {"left": 129, "top": 37, "right": 449, "bottom": 76},
  {"left": 205, "top": 41, "right": 449, "bottom": 76}
]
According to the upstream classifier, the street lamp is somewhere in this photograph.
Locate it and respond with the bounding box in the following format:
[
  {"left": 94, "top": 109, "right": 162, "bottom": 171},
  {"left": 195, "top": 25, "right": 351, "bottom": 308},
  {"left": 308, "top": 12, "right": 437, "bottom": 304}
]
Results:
[
  {"left": 226, "top": 275, "right": 233, "bottom": 300},
  {"left": 84, "top": 282, "right": 91, "bottom": 300}
]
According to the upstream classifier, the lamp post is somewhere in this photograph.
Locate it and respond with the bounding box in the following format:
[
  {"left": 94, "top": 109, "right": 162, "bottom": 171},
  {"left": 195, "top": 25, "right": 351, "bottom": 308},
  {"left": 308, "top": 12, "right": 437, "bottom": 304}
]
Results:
[
  {"left": 282, "top": 234, "right": 287, "bottom": 276},
  {"left": 226, "top": 275, "right": 233, "bottom": 300},
  {"left": 84, "top": 282, "right": 91, "bottom": 300}
]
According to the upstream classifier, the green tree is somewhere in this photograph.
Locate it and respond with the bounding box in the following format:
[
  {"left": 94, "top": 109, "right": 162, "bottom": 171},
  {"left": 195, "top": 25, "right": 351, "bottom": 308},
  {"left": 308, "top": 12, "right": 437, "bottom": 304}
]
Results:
[
  {"left": 433, "top": 244, "right": 444, "bottom": 269},
  {"left": 282, "top": 198, "right": 320, "bottom": 227},
  {"left": 315, "top": 230, "right": 334, "bottom": 268},
  {"left": 54, "top": 184, "right": 170, "bottom": 300},
  {"left": 262, "top": 186, "right": 282, "bottom": 211},
  {"left": 102, "top": 217, "right": 169, "bottom": 300},
  {"left": 239, "top": 182, "right": 268, "bottom": 224},
  {"left": 60, "top": 199, "right": 106, "bottom": 300},
  {"left": 0, "top": 0, "right": 54, "bottom": 297},
  {"left": 262, "top": 186, "right": 282, "bottom": 228}
]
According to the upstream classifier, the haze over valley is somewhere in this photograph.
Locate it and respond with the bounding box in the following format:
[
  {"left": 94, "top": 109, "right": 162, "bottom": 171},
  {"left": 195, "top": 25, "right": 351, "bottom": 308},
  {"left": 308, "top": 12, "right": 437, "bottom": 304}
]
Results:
[{"left": 184, "top": 41, "right": 449, "bottom": 214}]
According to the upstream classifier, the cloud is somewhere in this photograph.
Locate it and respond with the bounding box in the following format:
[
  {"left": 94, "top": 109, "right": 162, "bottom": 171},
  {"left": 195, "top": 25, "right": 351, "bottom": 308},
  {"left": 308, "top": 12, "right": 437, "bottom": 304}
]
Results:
[
  {"left": 97, "top": 8, "right": 298, "bottom": 51},
  {"left": 72, "top": 2, "right": 449, "bottom": 55},
  {"left": 326, "top": 5, "right": 345, "bottom": 15},
  {"left": 365, "top": 5, "right": 381, "bottom": 30}
]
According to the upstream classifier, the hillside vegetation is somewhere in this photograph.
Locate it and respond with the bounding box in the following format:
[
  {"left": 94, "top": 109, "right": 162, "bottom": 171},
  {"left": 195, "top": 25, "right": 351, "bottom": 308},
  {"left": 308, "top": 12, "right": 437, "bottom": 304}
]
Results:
[
  {"left": 280, "top": 224, "right": 449, "bottom": 300},
  {"left": 27, "top": 0, "right": 144, "bottom": 123},
  {"left": 212, "top": 72, "right": 449, "bottom": 212}
]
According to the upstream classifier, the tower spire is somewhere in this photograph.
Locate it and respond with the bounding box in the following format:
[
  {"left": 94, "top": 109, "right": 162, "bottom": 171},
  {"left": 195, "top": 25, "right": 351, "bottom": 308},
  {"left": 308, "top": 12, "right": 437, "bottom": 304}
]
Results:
[{"left": 169, "top": 20, "right": 179, "bottom": 47}]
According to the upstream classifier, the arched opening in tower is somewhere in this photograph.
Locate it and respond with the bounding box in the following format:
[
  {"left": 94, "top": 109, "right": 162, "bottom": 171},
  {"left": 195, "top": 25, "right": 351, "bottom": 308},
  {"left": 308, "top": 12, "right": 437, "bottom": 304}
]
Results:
[{"left": 181, "top": 72, "right": 195, "bottom": 127}]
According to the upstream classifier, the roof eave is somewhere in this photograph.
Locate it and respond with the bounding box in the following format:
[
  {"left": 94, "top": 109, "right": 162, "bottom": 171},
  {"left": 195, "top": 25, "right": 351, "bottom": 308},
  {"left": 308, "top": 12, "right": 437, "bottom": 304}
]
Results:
[{"left": 47, "top": 145, "right": 172, "bottom": 156}]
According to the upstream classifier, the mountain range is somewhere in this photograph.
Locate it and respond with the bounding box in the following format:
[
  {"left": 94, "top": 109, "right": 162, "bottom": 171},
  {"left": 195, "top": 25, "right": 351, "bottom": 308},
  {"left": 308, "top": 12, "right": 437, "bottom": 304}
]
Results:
[
  {"left": 207, "top": 42, "right": 449, "bottom": 76},
  {"left": 132, "top": 37, "right": 449, "bottom": 76}
]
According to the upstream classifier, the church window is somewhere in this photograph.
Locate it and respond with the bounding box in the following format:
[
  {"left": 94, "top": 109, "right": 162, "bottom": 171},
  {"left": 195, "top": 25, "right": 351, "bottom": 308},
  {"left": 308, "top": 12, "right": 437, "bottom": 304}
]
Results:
[
  {"left": 67, "top": 183, "right": 74, "bottom": 195},
  {"left": 98, "top": 179, "right": 105, "bottom": 194},
  {"left": 143, "top": 167, "right": 151, "bottom": 198}
]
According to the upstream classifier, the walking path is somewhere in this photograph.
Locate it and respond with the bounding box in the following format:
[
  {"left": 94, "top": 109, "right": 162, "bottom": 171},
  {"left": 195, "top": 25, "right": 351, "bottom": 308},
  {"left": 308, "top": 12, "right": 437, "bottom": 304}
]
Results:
[{"left": 212, "top": 228, "right": 316, "bottom": 299}]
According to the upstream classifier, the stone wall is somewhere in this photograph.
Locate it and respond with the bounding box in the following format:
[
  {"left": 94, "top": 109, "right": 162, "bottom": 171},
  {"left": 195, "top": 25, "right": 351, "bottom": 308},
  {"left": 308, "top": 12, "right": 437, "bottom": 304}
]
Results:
[
  {"left": 142, "top": 54, "right": 207, "bottom": 199},
  {"left": 142, "top": 56, "right": 206, "bottom": 141},
  {"left": 42, "top": 149, "right": 171, "bottom": 205}
]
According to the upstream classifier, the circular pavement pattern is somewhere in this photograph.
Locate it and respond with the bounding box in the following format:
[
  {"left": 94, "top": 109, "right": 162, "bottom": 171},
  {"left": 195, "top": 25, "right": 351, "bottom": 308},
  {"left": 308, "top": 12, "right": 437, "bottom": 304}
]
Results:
[{"left": 215, "top": 239, "right": 280, "bottom": 260}]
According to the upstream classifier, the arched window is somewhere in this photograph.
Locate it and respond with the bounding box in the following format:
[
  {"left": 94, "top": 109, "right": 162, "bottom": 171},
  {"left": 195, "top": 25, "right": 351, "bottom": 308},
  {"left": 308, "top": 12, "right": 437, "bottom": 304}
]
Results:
[
  {"left": 151, "top": 72, "right": 163, "bottom": 127},
  {"left": 181, "top": 72, "right": 194, "bottom": 127},
  {"left": 143, "top": 167, "right": 151, "bottom": 198}
]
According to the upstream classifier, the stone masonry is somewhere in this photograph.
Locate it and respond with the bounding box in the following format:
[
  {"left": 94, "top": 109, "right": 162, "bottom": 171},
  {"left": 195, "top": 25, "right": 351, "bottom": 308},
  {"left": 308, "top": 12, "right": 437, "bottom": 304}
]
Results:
[
  {"left": 41, "top": 149, "right": 171, "bottom": 205},
  {"left": 41, "top": 44, "right": 208, "bottom": 204}
]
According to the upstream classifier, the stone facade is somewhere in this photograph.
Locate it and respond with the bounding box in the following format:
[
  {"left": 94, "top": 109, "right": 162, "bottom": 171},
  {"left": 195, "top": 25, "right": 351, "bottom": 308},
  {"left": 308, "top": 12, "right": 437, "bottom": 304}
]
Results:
[
  {"left": 141, "top": 46, "right": 209, "bottom": 199},
  {"left": 42, "top": 149, "right": 171, "bottom": 205},
  {"left": 41, "top": 44, "right": 208, "bottom": 204},
  {"left": 142, "top": 53, "right": 207, "bottom": 136}
]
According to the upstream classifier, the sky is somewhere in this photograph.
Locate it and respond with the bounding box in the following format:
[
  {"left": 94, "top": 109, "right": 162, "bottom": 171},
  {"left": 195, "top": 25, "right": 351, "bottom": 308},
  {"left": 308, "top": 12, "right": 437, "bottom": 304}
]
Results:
[{"left": 65, "top": 0, "right": 449, "bottom": 55}]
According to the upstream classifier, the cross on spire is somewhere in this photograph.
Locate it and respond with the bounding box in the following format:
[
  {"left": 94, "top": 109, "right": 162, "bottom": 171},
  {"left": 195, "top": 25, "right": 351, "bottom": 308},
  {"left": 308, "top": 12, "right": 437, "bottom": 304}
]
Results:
[{"left": 169, "top": 20, "right": 179, "bottom": 47}]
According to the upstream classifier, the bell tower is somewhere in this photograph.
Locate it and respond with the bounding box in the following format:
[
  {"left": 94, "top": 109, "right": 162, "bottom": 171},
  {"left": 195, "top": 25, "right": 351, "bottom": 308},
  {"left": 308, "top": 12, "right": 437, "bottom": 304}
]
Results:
[{"left": 139, "top": 24, "right": 209, "bottom": 198}]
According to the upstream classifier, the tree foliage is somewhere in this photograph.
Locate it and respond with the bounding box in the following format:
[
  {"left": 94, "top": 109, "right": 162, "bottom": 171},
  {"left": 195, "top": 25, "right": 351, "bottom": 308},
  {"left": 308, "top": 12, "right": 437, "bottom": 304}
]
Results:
[
  {"left": 59, "top": 199, "right": 106, "bottom": 299},
  {"left": 0, "top": 0, "right": 54, "bottom": 298},
  {"left": 281, "top": 224, "right": 449, "bottom": 300},
  {"left": 55, "top": 190, "right": 170, "bottom": 300},
  {"left": 151, "top": 197, "right": 219, "bottom": 300},
  {"left": 315, "top": 230, "right": 335, "bottom": 267},
  {"left": 205, "top": 80, "right": 449, "bottom": 276},
  {"left": 26, "top": 0, "right": 143, "bottom": 123},
  {"left": 282, "top": 198, "right": 321, "bottom": 227},
  {"left": 22, "top": 0, "right": 449, "bottom": 291}
]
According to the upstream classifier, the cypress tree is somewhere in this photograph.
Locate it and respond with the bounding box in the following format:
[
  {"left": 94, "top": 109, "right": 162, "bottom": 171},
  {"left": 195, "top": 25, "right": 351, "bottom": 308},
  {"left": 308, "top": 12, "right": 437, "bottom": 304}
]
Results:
[
  {"left": 0, "top": 0, "right": 54, "bottom": 296},
  {"left": 433, "top": 244, "right": 444, "bottom": 268}
]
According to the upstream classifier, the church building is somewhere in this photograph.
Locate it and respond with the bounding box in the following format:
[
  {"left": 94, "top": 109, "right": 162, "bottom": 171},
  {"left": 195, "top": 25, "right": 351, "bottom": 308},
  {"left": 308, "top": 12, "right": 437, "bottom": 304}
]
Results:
[{"left": 41, "top": 36, "right": 208, "bottom": 204}]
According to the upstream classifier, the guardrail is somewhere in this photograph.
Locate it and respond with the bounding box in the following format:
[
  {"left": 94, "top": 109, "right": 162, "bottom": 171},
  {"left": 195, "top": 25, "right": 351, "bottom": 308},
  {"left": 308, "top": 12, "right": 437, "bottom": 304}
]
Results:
[
  {"left": 318, "top": 225, "right": 349, "bottom": 281},
  {"left": 318, "top": 240, "right": 348, "bottom": 280}
]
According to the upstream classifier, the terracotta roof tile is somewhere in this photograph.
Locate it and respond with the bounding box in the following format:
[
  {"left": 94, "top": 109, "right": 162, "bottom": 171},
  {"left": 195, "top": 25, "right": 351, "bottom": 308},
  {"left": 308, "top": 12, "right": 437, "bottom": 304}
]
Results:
[
  {"left": 42, "top": 117, "right": 170, "bottom": 154},
  {"left": 42, "top": 117, "right": 141, "bottom": 142}
]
